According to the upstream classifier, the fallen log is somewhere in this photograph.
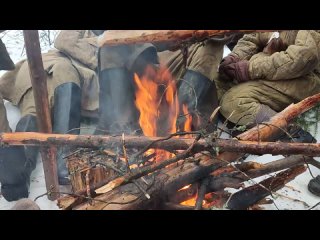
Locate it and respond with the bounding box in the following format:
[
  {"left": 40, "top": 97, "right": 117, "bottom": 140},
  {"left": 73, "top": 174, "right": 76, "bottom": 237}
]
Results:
[
  {"left": 2, "top": 133, "right": 320, "bottom": 156},
  {"left": 97, "top": 30, "right": 265, "bottom": 47},
  {"left": 169, "top": 155, "right": 315, "bottom": 206},
  {"left": 226, "top": 165, "right": 307, "bottom": 210},
  {"left": 59, "top": 93, "right": 320, "bottom": 209},
  {"left": 207, "top": 155, "right": 315, "bottom": 193}
]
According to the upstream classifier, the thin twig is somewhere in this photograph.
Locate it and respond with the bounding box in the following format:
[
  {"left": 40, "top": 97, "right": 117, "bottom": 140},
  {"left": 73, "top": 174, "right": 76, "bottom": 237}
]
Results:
[
  {"left": 259, "top": 122, "right": 295, "bottom": 142},
  {"left": 303, "top": 157, "right": 316, "bottom": 179},
  {"left": 218, "top": 110, "right": 235, "bottom": 139},
  {"left": 275, "top": 192, "right": 310, "bottom": 208},
  {"left": 122, "top": 133, "right": 131, "bottom": 173},
  {"left": 130, "top": 130, "right": 202, "bottom": 162},
  {"left": 309, "top": 201, "right": 320, "bottom": 210}
]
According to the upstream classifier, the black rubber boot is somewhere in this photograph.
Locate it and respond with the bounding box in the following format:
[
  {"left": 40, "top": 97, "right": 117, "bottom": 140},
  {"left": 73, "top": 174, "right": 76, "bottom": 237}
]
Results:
[
  {"left": 308, "top": 175, "right": 320, "bottom": 197},
  {"left": 0, "top": 115, "right": 39, "bottom": 202},
  {"left": 53, "top": 82, "right": 81, "bottom": 185},
  {"left": 279, "top": 123, "right": 317, "bottom": 143},
  {"left": 257, "top": 105, "right": 317, "bottom": 143},
  {"left": 177, "top": 70, "right": 218, "bottom": 131},
  {"left": 0, "top": 146, "right": 29, "bottom": 201},
  {"left": 95, "top": 68, "right": 139, "bottom": 135},
  {"left": 15, "top": 115, "right": 39, "bottom": 173}
]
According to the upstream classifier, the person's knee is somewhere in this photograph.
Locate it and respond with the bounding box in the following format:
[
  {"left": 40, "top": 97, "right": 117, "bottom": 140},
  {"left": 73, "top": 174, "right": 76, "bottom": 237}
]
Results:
[
  {"left": 220, "top": 89, "right": 259, "bottom": 126},
  {"left": 51, "top": 61, "right": 80, "bottom": 85}
]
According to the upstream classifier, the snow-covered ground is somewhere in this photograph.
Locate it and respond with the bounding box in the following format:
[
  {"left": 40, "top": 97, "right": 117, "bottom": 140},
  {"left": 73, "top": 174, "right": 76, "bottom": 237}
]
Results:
[{"left": 1, "top": 33, "right": 320, "bottom": 210}]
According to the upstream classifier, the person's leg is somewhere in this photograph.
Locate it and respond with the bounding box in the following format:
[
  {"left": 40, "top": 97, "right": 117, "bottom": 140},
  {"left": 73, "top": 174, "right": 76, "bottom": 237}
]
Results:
[
  {"left": 96, "top": 45, "right": 158, "bottom": 135},
  {"left": 52, "top": 82, "right": 81, "bottom": 184},
  {"left": 95, "top": 67, "right": 137, "bottom": 134},
  {"left": 0, "top": 94, "right": 31, "bottom": 201},
  {"left": 176, "top": 41, "right": 225, "bottom": 130},
  {"left": 220, "top": 81, "right": 316, "bottom": 142},
  {"left": 49, "top": 61, "right": 81, "bottom": 185}
]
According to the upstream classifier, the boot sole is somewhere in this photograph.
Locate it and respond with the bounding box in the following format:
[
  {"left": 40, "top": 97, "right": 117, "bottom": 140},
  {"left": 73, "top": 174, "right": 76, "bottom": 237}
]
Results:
[{"left": 307, "top": 183, "right": 320, "bottom": 197}]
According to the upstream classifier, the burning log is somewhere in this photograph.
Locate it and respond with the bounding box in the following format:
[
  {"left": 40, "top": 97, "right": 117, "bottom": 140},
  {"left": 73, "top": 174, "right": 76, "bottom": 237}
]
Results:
[
  {"left": 226, "top": 165, "right": 307, "bottom": 210},
  {"left": 97, "top": 30, "right": 268, "bottom": 47}
]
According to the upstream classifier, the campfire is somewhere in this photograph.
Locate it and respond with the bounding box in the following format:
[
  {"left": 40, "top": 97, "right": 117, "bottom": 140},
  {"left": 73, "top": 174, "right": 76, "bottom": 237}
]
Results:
[
  {"left": 6, "top": 31, "right": 319, "bottom": 210},
  {"left": 47, "top": 63, "right": 320, "bottom": 210}
]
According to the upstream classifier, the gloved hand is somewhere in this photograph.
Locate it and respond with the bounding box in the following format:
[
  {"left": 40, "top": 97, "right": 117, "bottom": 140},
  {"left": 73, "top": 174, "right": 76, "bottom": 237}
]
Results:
[
  {"left": 218, "top": 53, "right": 240, "bottom": 73},
  {"left": 221, "top": 60, "right": 250, "bottom": 83}
]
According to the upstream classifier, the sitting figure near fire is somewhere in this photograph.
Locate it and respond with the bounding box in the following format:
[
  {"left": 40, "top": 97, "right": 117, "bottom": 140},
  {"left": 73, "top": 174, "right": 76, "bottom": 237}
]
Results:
[
  {"left": 158, "top": 33, "right": 241, "bottom": 130},
  {"left": 218, "top": 30, "right": 320, "bottom": 196},
  {"left": 93, "top": 30, "right": 159, "bottom": 135},
  {"left": 0, "top": 37, "right": 32, "bottom": 202},
  {"left": 0, "top": 30, "right": 99, "bottom": 201}
]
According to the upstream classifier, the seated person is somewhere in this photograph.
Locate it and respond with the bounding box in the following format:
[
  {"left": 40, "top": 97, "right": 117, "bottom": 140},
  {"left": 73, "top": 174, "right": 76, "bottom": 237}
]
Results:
[{"left": 0, "top": 30, "right": 99, "bottom": 201}]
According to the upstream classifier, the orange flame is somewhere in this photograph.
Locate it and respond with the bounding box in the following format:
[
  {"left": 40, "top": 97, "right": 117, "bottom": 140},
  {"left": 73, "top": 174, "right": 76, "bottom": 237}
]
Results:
[
  {"left": 134, "top": 65, "right": 179, "bottom": 162},
  {"left": 182, "top": 104, "right": 192, "bottom": 133}
]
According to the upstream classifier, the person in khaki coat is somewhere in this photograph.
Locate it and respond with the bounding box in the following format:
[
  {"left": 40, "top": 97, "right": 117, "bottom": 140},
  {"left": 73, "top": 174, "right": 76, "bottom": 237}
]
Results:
[
  {"left": 0, "top": 30, "right": 99, "bottom": 201},
  {"left": 0, "top": 37, "right": 30, "bottom": 202},
  {"left": 218, "top": 30, "right": 320, "bottom": 196},
  {"left": 158, "top": 33, "right": 240, "bottom": 130},
  {"left": 0, "top": 37, "right": 14, "bottom": 133},
  {"left": 94, "top": 30, "right": 159, "bottom": 134}
]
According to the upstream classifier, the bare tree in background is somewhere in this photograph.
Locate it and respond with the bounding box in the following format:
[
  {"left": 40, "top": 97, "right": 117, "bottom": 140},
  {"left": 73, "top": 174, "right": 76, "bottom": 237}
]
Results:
[{"left": 0, "top": 30, "right": 60, "bottom": 62}]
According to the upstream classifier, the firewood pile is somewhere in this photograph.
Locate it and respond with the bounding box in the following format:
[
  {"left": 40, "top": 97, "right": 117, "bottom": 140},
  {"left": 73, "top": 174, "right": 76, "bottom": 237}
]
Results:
[
  {"left": 1, "top": 93, "right": 319, "bottom": 209},
  {"left": 50, "top": 93, "right": 320, "bottom": 210}
]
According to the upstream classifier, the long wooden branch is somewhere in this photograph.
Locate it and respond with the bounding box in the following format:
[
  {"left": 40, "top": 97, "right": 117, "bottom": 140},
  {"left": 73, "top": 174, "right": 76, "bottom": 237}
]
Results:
[
  {"left": 2, "top": 133, "right": 320, "bottom": 156},
  {"left": 97, "top": 30, "right": 265, "bottom": 47},
  {"left": 23, "top": 30, "right": 59, "bottom": 200}
]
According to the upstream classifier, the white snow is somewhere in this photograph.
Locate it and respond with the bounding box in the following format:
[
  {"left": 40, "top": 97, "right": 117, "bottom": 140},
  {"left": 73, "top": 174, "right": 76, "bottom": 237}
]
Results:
[{"left": 0, "top": 32, "right": 319, "bottom": 210}]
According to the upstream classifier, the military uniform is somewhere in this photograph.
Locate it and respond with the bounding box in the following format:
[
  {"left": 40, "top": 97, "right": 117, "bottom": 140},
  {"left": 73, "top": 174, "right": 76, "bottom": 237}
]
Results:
[
  {"left": 0, "top": 36, "right": 30, "bottom": 202},
  {"left": 159, "top": 38, "right": 226, "bottom": 84},
  {"left": 0, "top": 38, "right": 14, "bottom": 133},
  {"left": 0, "top": 30, "right": 99, "bottom": 117},
  {"left": 0, "top": 30, "right": 99, "bottom": 187},
  {"left": 96, "top": 31, "right": 159, "bottom": 134},
  {"left": 158, "top": 37, "right": 229, "bottom": 130},
  {"left": 0, "top": 93, "right": 10, "bottom": 133},
  {"left": 219, "top": 30, "right": 320, "bottom": 126}
]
